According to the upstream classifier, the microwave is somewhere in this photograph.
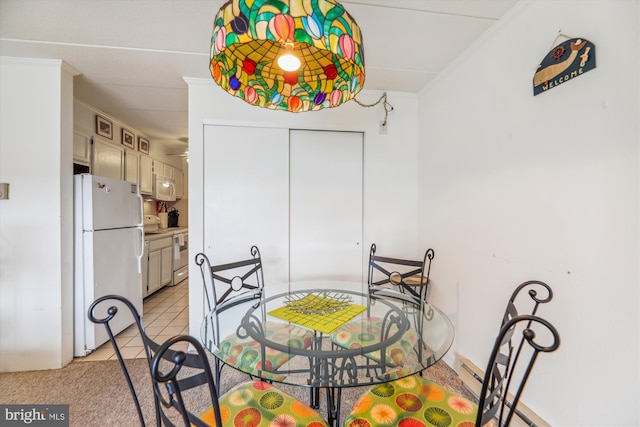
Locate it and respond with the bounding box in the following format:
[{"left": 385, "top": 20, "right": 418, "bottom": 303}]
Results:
[{"left": 153, "top": 174, "right": 176, "bottom": 201}]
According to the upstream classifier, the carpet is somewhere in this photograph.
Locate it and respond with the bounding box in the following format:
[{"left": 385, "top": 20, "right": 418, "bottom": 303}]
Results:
[
  {"left": 1, "top": 358, "right": 157, "bottom": 426},
  {"left": 0, "top": 356, "right": 475, "bottom": 426}
]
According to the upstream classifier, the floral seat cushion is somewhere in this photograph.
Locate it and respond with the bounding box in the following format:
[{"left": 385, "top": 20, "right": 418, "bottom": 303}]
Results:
[
  {"left": 330, "top": 316, "right": 418, "bottom": 367},
  {"left": 200, "top": 380, "right": 329, "bottom": 426},
  {"left": 214, "top": 320, "right": 314, "bottom": 376},
  {"left": 345, "top": 375, "right": 496, "bottom": 427}
]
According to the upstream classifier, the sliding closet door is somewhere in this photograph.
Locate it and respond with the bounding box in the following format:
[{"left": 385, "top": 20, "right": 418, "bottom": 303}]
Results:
[
  {"left": 203, "top": 124, "right": 290, "bottom": 285},
  {"left": 289, "top": 130, "right": 363, "bottom": 282}
]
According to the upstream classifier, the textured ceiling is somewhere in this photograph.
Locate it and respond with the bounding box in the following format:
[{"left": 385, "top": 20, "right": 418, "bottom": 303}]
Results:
[{"left": 0, "top": 0, "right": 518, "bottom": 150}]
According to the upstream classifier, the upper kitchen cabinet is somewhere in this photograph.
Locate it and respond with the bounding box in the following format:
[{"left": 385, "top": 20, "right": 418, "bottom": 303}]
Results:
[
  {"left": 74, "top": 99, "right": 186, "bottom": 199},
  {"left": 73, "top": 131, "right": 91, "bottom": 166},
  {"left": 162, "top": 162, "right": 174, "bottom": 179},
  {"left": 139, "top": 155, "right": 153, "bottom": 195},
  {"left": 92, "top": 137, "right": 124, "bottom": 180},
  {"left": 174, "top": 167, "right": 184, "bottom": 199},
  {"left": 124, "top": 149, "right": 140, "bottom": 184},
  {"left": 153, "top": 160, "right": 175, "bottom": 178},
  {"left": 153, "top": 160, "right": 164, "bottom": 177}
]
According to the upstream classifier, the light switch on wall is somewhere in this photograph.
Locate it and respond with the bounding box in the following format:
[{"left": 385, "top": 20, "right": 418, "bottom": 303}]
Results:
[{"left": 0, "top": 183, "right": 9, "bottom": 199}]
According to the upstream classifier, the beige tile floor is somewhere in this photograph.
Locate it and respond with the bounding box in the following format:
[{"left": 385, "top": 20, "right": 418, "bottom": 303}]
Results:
[{"left": 77, "top": 279, "right": 190, "bottom": 362}]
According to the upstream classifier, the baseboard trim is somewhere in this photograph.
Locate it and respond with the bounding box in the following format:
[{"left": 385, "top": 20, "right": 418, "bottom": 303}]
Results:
[{"left": 455, "top": 355, "right": 550, "bottom": 427}]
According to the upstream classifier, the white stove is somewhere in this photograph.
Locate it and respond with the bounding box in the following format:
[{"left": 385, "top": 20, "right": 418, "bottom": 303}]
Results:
[
  {"left": 172, "top": 229, "right": 188, "bottom": 286},
  {"left": 143, "top": 214, "right": 162, "bottom": 233},
  {"left": 143, "top": 214, "right": 188, "bottom": 288}
]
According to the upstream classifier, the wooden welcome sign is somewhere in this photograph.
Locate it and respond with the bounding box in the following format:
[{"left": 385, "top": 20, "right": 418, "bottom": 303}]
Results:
[{"left": 533, "top": 37, "right": 596, "bottom": 95}]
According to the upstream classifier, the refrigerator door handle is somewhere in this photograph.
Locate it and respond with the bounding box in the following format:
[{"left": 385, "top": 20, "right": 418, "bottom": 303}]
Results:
[
  {"left": 136, "top": 188, "right": 144, "bottom": 226},
  {"left": 136, "top": 184, "right": 144, "bottom": 273},
  {"left": 137, "top": 227, "right": 144, "bottom": 274}
]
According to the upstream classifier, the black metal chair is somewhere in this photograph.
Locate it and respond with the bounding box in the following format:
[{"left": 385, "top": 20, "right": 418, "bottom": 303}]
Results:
[
  {"left": 88, "top": 294, "right": 185, "bottom": 427},
  {"left": 501, "top": 279, "right": 553, "bottom": 327},
  {"left": 344, "top": 313, "right": 560, "bottom": 426},
  {"left": 367, "top": 243, "right": 435, "bottom": 305},
  {"left": 196, "top": 246, "right": 314, "bottom": 390},
  {"left": 198, "top": 246, "right": 265, "bottom": 315},
  {"left": 344, "top": 280, "right": 560, "bottom": 427},
  {"left": 330, "top": 244, "right": 435, "bottom": 370},
  {"left": 151, "top": 334, "right": 329, "bottom": 426}
]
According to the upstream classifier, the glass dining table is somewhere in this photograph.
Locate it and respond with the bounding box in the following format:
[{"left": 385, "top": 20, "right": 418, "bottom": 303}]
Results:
[{"left": 200, "top": 280, "right": 454, "bottom": 426}]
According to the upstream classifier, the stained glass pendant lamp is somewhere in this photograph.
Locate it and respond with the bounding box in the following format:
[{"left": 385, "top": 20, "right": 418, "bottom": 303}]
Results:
[{"left": 210, "top": 0, "right": 365, "bottom": 112}]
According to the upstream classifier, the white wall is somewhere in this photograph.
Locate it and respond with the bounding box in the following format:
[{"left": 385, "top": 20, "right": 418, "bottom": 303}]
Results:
[
  {"left": 186, "top": 78, "right": 421, "bottom": 338},
  {"left": 0, "top": 57, "right": 76, "bottom": 371},
  {"left": 417, "top": 1, "right": 639, "bottom": 425}
]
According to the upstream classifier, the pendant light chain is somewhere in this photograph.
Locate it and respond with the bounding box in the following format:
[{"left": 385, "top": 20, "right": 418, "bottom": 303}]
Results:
[{"left": 353, "top": 92, "right": 394, "bottom": 125}]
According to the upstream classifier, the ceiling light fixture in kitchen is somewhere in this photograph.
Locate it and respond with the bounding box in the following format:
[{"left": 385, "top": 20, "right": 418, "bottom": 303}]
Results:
[{"left": 209, "top": 0, "right": 365, "bottom": 112}]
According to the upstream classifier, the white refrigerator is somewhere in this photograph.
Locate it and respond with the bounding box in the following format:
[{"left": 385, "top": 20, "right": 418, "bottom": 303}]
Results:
[{"left": 74, "top": 174, "right": 145, "bottom": 357}]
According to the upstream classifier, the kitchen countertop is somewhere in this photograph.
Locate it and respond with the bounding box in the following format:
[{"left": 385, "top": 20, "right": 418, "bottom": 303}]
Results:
[{"left": 144, "top": 227, "right": 188, "bottom": 241}]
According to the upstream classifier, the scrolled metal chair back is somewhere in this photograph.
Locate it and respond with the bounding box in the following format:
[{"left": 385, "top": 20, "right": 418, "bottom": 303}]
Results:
[
  {"left": 477, "top": 314, "right": 560, "bottom": 427},
  {"left": 196, "top": 246, "right": 264, "bottom": 310},
  {"left": 151, "top": 335, "right": 221, "bottom": 427},
  {"left": 196, "top": 246, "right": 265, "bottom": 348},
  {"left": 421, "top": 247, "right": 435, "bottom": 301},
  {"left": 87, "top": 295, "right": 159, "bottom": 427},
  {"left": 367, "top": 243, "right": 435, "bottom": 305},
  {"left": 195, "top": 253, "right": 216, "bottom": 314},
  {"left": 501, "top": 280, "right": 553, "bottom": 327}
]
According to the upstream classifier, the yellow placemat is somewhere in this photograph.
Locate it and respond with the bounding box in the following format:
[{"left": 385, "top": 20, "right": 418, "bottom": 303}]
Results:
[{"left": 269, "top": 295, "right": 366, "bottom": 335}]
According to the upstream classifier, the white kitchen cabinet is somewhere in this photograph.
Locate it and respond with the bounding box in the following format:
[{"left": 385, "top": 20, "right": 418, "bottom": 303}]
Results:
[
  {"left": 73, "top": 131, "right": 91, "bottom": 166},
  {"left": 160, "top": 245, "right": 172, "bottom": 285},
  {"left": 153, "top": 160, "right": 164, "bottom": 177},
  {"left": 139, "top": 155, "right": 153, "bottom": 195},
  {"left": 152, "top": 160, "right": 161, "bottom": 176},
  {"left": 92, "top": 137, "right": 124, "bottom": 180},
  {"left": 163, "top": 163, "right": 174, "bottom": 179},
  {"left": 174, "top": 167, "right": 184, "bottom": 199},
  {"left": 147, "top": 250, "right": 162, "bottom": 296},
  {"left": 146, "top": 236, "right": 173, "bottom": 296},
  {"left": 124, "top": 149, "right": 140, "bottom": 184}
]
